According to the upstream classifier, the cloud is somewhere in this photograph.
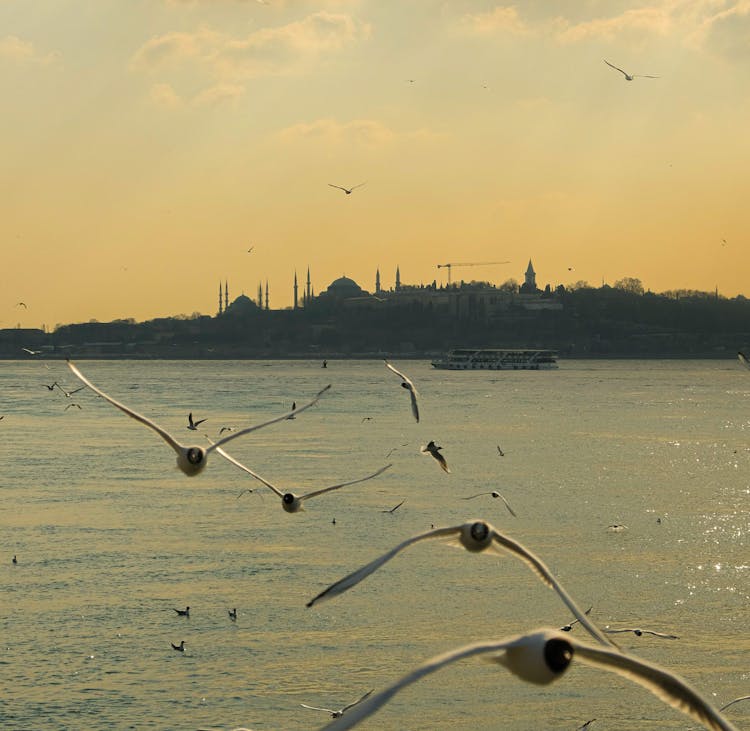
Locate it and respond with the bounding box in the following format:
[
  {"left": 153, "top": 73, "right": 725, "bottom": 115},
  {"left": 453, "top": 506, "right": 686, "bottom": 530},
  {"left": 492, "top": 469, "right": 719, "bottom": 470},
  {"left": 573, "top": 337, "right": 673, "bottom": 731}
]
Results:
[
  {"left": 131, "top": 11, "right": 370, "bottom": 80},
  {"left": 554, "top": 6, "right": 674, "bottom": 43},
  {"left": 460, "top": 6, "right": 529, "bottom": 36},
  {"left": 278, "top": 117, "right": 395, "bottom": 145},
  {"left": 0, "top": 35, "right": 58, "bottom": 64},
  {"left": 191, "top": 82, "right": 245, "bottom": 106},
  {"left": 149, "top": 82, "right": 183, "bottom": 108},
  {"left": 690, "top": 1, "right": 750, "bottom": 58}
]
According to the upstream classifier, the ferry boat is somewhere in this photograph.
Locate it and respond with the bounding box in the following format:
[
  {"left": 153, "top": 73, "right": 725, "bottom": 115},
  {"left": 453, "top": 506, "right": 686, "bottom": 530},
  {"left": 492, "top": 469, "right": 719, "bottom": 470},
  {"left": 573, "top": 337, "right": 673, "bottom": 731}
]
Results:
[{"left": 431, "top": 348, "right": 558, "bottom": 370}]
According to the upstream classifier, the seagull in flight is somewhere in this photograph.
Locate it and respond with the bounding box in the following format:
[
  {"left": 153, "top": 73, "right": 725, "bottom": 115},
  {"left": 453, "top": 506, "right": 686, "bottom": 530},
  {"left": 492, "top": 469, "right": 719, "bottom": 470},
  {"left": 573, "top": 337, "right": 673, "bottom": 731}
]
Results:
[
  {"left": 384, "top": 360, "right": 419, "bottom": 422},
  {"left": 43, "top": 382, "right": 59, "bottom": 391},
  {"left": 496, "top": 445, "right": 505, "bottom": 457},
  {"left": 22, "top": 347, "right": 41, "bottom": 355},
  {"left": 209, "top": 441, "right": 392, "bottom": 513},
  {"left": 16, "top": 302, "right": 27, "bottom": 309},
  {"left": 381, "top": 499, "right": 405, "bottom": 514},
  {"left": 187, "top": 412, "right": 207, "bottom": 431},
  {"left": 720, "top": 696, "right": 750, "bottom": 712},
  {"left": 316, "top": 628, "right": 737, "bottom": 731},
  {"left": 301, "top": 689, "right": 374, "bottom": 719},
  {"left": 65, "top": 403, "right": 82, "bottom": 411},
  {"left": 604, "top": 59, "right": 659, "bottom": 81},
  {"left": 737, "top": 351, "right": 750, "bottom": 370},
  {"left": 460, "top": 491, "right": 516, "bottom": 517},
  {"left": 603, "top": 626, "right": 679, "bottom": 640},
  {"left": 66, "top": 359, "right": 330, "bottom": 477},
  {"left": 421, "top": 441, "right": 449, "bottom": 473},
  {"left": 306, "top": 519, "right": 613, "bottom": 649},
  {"left": 328, "top": 183, "right": 366, "bottom": 195},
  {"left": 56, "top": 383, "right": 85, "bottom": 398},
  {"left": 559, "top": 606, "right": 593, "bottom": 632}
]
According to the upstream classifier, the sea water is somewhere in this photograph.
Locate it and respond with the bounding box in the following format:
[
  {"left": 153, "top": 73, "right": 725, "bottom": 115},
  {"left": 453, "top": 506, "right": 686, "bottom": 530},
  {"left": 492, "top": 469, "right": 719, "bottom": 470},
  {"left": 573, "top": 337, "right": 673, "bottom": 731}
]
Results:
[{"left": 1, "top": 358, "right": 748, "bottom": 730}]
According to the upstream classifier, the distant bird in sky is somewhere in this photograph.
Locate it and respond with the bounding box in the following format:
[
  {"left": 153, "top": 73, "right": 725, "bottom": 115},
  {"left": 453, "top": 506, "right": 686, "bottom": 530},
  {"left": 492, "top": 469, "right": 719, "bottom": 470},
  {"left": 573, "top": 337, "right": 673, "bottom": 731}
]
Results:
[
  {"left": 421, "top": 440, "right": 449, "bottom": 473},
  {"left": 406, "top": 79, "right": 415, "bottom": 83},
  {"left": 22, "top": 347, "right": 41, "bottom": 355},
  {"left": 604, "top": 59, "right": 659, "bottom": 81},
  {"left": 721, "top": 239, "right": 727, "bottom": 246},
  {"left": 381, "top": 499, "right": 405, "bottom": 514},
  {"left": 301, "top": 689, "right": 374, "bottom": 719},
  {"left": 604, "top": 627, "right": 679, "bottom": 640},
  {"left": 219, "top": 426, "right": 234, "bottom": 435},
  {"left": 384, "top": 360, "right": 419, "bottom": 422},
  {"left": 228, "top": 608, "right": 237, "bottom": 621},
  {"left": 247, "top": 246, "right": 254, "bottom": 253},
  {"left": 306, "top": 520, "right": 612, "bottom": 648},
  {"left": 66, "top": 359, "right": 330, "bottom": 477},
  {"left": 460, "top": 491, "right": 516, "bottom": 517},
  {"left": 737, "top": 352, "right": 750, "bottom": 370},
  {"left": 64, "top": 403, "right": 82, "bottom": 410},
  {"left": 210, "top": 441, "right": 392, "bottom": 514},
  {"left": 171, "top": 640, "right": 186, "bottom": 652},
  {"left": 315, "top": 628, "right": 734, "bottom": 731},
  {"left": 328, "top": 183, "right": 366, "bottom": 195},
  {"left": 173, "top": 606, "right": 190, "bottom": 617},
  {"left": 16, "top": 302, "right": 27, "bottom": 309},
  {"left": 187, "top": 413, "right": 207, "bottom": 431}
]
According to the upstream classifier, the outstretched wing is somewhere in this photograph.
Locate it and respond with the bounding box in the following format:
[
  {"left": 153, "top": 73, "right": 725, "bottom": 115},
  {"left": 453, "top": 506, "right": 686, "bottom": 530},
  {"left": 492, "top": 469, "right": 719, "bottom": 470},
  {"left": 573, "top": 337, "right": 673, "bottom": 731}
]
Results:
[
  {"left": 207, "top": 440, "right": 284, "bottom": 498},
  {"left": 301, "top": 703, "right": 335, "bottom": 714},
  {"left": 604, "top": 59, "right": 628, "bottom": 76},
  {"left": 300, "top": 463, "right": 392, "bottom": 502},
  {"left": 340, "top": 689, "right": 374, "bottom": 713},
  {"left": 67, "top": 359, "right": 183, "bottom": 456},
  {"left": 208, "top": 384, "right": 330, "bottom": 454},
  {"left": 307, "top": 526, "right": 460, "bottom": 607}
]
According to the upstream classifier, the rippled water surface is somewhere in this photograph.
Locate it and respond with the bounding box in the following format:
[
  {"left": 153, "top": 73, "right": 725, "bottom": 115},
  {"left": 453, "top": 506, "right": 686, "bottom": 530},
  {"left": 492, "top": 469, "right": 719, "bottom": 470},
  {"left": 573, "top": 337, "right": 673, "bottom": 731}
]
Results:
[{"left": 1, "top": 358, "right": 749, "bottom": 730}]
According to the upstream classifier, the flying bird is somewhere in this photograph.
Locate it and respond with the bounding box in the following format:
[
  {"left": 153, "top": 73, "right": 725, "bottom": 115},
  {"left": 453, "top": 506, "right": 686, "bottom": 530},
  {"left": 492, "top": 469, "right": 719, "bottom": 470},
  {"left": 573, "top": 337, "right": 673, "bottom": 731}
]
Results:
[
  {"left": 384, "top": 360, "right": 420, "bottom": 422},
  {"left": 604, "top": 59, "right": 659, "bottom": 81},
  {"left": 421, "top": 441, "right": 449, "bottom": 473},
  {"left": 328, "top": 183, "right": 366, "bottom": 195},
  {"left": 43, "top": 382, "right": 59, "bottom": 391},
  {"left": 66, "top": 359, "right": 330, "bottom": 477},
  {"left": 22, "top": 347, "right": 41, "bottom": 355},
  {"left": 16, "top": 302, "right": 27, "bottom": 309},
  {"left": 56, "top": 383, "right": 85, "bottom": 398},
  {"left": 316, "top": 629, "right": 737, "bottom": 731},
  {"left": 460, "top": 491, "right": 516, "bottom": 517},
  {"left": 737, "top": 352, "right": 750, "bottom": 370},
  {"left": 559, "top": 606, "right": 593, "bottom": 632},
  {"left": 64, "top": 403, "right": 82, "bottom": 411},
  {"left": 306, "top": 520, "right": 613, "bottom": 649},
  {"left": 187, "top": 412, "right": 207, "bottom": 431},
  {"left": 301, "top": 689, "right": 374, "bottom": 719},
  {"left": 381, "top": 500, "right": 405, "bottom": 514},
  {"left": 210, "top": 441, "right": 392, "bottom": 514},
  {"left": 496, "top": 445, "right": 505, "bottom": 457},
  {"left": 603, "top": 627, "right": 679, "bottom": 640},
  {"left": 720, "top": 696, "right": 750, "bottom": 712}
]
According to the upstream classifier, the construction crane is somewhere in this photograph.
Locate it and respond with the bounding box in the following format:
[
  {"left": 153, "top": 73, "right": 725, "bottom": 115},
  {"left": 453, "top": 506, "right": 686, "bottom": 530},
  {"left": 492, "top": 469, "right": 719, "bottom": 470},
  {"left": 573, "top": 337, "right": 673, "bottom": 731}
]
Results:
[{"left": 436, "top": 261, "right": 510, "bottom": 285}]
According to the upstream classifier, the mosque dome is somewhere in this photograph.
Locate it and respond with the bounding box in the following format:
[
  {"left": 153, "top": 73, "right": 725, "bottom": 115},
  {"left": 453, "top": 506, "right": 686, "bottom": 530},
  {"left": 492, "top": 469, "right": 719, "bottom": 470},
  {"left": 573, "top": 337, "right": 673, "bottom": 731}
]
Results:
[
  {"left": 224, "top": 294, "right": 258, "bottom": 314},
  {"left": 321, "top": 276, "right": 368, "bottom": 299}
]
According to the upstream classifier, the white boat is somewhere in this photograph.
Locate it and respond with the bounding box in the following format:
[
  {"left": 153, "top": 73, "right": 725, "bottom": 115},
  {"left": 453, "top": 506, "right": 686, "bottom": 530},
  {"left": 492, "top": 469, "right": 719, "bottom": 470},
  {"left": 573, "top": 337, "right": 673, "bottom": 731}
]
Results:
[{"left": 431, "top": 348, "right": 558, "bottom": 370}]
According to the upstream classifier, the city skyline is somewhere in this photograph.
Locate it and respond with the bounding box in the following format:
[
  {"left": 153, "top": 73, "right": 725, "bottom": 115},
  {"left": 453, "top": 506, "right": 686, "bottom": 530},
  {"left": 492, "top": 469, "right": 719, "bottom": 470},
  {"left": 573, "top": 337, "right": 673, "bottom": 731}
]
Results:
[{"left": 2, "top": 1, "right": 748, "bottom": 329}]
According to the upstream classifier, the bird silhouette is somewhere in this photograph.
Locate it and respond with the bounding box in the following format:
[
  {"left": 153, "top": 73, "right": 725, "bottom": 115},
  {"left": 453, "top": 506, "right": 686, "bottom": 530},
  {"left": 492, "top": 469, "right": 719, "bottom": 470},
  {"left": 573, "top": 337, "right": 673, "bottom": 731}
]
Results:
[
  {"left": 328, "top": 183, "right": 366, "bottom": 195},
  {"left": 604, "top": 59, "right": 659, "bottom": 81}
]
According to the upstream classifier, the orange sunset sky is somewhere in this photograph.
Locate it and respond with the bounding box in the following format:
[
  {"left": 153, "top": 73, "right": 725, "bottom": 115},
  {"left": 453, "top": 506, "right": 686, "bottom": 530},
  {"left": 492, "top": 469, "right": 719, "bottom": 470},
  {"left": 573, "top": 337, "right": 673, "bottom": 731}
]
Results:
[{"left": 2, "top": 0, "right": 748, "bottom": 330}]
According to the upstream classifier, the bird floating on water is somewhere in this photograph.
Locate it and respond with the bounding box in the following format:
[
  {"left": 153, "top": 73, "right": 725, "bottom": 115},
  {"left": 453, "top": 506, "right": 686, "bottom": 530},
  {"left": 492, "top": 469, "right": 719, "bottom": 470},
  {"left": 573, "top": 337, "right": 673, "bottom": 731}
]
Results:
[
  {"left": 306, "top": 519, "right": 613, "bottom": 648},
  {"left": 66, "top": 359, "right": 330, "bottom": 477},
  {"left": 316, "top": 628, "right": 736, "bottom": 731},
  {"left": 171, "top": 640, "right": 186, "bottom": 652},
  {"left": 228, "top": 608, "right": 237, "bottom": 621},
  {"left": 173, "top": 606, "right": 190, "bottom": 617}
]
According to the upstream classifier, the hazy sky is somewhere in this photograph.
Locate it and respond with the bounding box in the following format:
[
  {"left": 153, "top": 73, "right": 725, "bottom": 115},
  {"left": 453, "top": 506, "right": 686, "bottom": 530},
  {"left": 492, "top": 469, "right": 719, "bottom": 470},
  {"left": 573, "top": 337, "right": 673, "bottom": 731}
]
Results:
[{"left": 2, "top": 0, "right": 749, "bottom": 329}]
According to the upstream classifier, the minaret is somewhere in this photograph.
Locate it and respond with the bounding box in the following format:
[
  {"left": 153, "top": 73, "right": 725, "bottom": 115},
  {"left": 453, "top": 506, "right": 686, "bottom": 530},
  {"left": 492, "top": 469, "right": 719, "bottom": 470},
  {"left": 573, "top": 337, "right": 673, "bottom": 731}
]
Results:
[
  {"left": 293, "top": 271, "right": 299, "bottom": 309},
  {"left": 265, "top": 280, "right": 269, "bottom": 310},
  {"left": 375, "top": 268, "right": 381, "bottom": 295},
  {"left": 395, "top": 266, "right": 401, "bottom": 291},
  {"left": 218, "top": 282, "right": 223, "bottom": 315},
  {"left": 224, "top": 280, "right": 229, "bottom": 311},
  {"left": 257, "top": 282, "right": 263, "bottom": 308},
  {"left": 306, "top": 267, "right": 311, "bottom": 303},
  {"left": 524, "top": 260, "right": 536, "bottom": 290}
]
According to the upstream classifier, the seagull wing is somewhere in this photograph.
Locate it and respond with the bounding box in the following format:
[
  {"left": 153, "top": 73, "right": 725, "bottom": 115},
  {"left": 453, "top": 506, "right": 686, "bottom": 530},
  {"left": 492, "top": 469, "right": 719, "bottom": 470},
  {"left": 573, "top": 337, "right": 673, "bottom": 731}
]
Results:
[
  {"left": 635, "top": 74, "right": 660, "bottom": 79},
  {"left": 641, "top": 629, "right": 679, "bottom": 639},
  {"left": 385, "top": 499, "right": 405, "bottom": 513},
  {"left": 301, "top": 704, "right": 336, "bottom": 714},
  {"left": 490, "top": 528, "right": 613, "bottom": 648},
  {"left": 340, "top": 689, "right": 374, "bottom": 713},
  {"left": 604, "top": 59, "right": 628, "bottom": 77},
  {"left": 461, "top": 492, "right": 491, "bottom": 500},
  {"left": 194, "top": 418, "right": 207, "bottom": 427},
  {"left": 328, "top": 184, "right": 347, "bottom": 192},
  {"left": 350, "top": 182, "right": 366, "bottom": 191},
  {"left": 433, "top": 451, "right": 450, "bottom": 473},
  {"left": 495, "top": 492, "right": 517, "bottom": 517},
  {"left": 207, "top": 440, "right": 284, "bottom": 498},
  {"left": 67, "top": 359, "right": 183, "bottom": 456},
  {"left": 720, "top": 696, "right": 750, "bottom": 712},
  {"left": 306, "top": 526, "right": 460, "bottom": 607},
  {"left": 572, "top": 640, "right": 737, "bottom": 731},
  {"left": 208, "top": 384, "right": 330, "bottom": 454},
  {"left": 319, "top": 636, "right": 525, "bottom": 731},
  {"left": 738, "top": 352, "right": 750, "bottom": 370},
  {"left": 408, "top": 387, "right": 420, "bottom": 423},
  {"left": 384, "top": 360, "right": 417, "bottom": 391},
  {"left": 299, "top": 463, "right": 392, "bottom": 502}
]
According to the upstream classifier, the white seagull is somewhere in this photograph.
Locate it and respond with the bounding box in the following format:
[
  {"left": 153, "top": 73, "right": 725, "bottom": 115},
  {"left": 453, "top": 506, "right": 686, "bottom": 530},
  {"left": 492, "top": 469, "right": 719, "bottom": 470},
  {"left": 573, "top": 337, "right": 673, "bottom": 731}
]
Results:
[
  {"left": 604, "top": 59, "right": 659, "bottom": 81},
  {"left": 22, "top": 347, "right": 41, "bottom": 355},
  {"left": 66, "top": 359, "right": 330, "bottom": 477},
  {"left": 384, "top": 360, "right": 419, "bottom": 422},
  {"left": 302, "top": 689, "right": 374, "bottom": 718},
  {"left": 328, "top": 183, "right": 366, "bottom": 195},
  {"left": 737, "top": 351, "right": 750, "bottom": 370},
  {"left": 721, "top": 696, "right": 750, "bottom": 712},
  {"left": 316, "top": 628, "right": 737, "bottom": 731},
  {"left": 461, "top": 490, "right": 516, "bottom": 517},
  {"left": 306, "top": 520, "right": 613, "bottom": 649},
  {"left": 603, "top": 627, "right": 679, "bottom": 640},
  {"left": 209, "top": 441, "right": 392, "bottom": 513}
]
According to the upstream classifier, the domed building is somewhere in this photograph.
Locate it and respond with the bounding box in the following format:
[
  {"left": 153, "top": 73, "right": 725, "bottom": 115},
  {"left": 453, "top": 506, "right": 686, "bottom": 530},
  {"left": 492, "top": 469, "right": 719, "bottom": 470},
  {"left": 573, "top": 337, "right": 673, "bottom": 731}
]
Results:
[
  {"left": 317, "top": 276, "right": 369, "bottom": 301},
  {"left": 224, "top": 293, "right": 259, "bottom": 316}
]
